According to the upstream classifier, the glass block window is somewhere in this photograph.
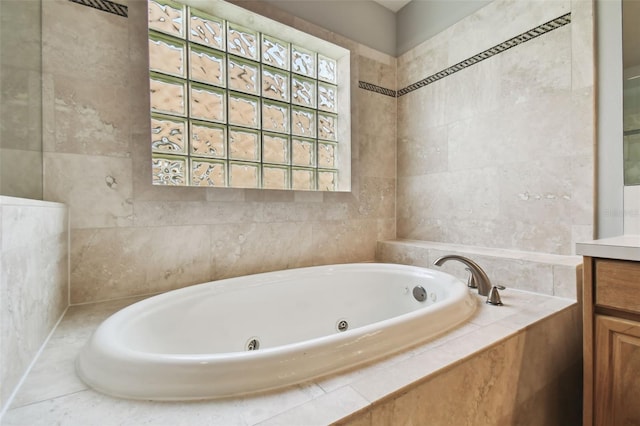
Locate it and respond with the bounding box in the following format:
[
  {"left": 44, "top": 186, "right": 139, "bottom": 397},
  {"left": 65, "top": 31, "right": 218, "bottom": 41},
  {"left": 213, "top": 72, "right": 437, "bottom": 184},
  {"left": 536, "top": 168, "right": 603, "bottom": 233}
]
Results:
[{"left": 147, "top": 0, "right": 344, "bottom": 190}]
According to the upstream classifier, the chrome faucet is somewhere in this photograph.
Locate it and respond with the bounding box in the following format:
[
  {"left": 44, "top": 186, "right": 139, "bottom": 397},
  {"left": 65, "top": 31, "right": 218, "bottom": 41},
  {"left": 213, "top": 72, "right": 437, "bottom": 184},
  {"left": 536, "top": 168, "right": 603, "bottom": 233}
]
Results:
[{"left": 433, "top": 255, "right": 493, "bottom": 297}]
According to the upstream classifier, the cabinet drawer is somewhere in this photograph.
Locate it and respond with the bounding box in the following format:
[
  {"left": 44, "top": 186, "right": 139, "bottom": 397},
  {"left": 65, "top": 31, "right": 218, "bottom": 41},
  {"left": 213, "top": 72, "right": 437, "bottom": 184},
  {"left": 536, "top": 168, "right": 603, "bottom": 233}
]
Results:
[{"left": 595, "top": 259, "right": 640, "bottom": 313}]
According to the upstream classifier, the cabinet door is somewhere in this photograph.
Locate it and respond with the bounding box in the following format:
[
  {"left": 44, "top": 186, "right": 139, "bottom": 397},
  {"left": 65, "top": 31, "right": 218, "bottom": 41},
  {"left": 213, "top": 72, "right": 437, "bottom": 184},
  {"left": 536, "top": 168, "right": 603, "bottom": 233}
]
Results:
[{"left": 595, "top": 315, "right": 640, "bottom": 426}]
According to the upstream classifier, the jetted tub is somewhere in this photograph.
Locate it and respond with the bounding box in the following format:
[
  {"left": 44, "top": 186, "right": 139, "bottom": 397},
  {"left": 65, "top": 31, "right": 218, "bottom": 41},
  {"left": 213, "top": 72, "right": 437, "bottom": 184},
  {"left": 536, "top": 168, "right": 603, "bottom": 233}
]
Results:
[{"left": 76, "top": 263, "right": 477, "bottom": 400}]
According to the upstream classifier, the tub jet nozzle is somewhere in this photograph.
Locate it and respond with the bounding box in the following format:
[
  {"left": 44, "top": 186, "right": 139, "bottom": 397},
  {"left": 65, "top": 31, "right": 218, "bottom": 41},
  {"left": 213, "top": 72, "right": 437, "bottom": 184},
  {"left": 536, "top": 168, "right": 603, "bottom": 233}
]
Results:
[
  {"left": 413, "top": 285, "right": 427, "bottom": 302},
  {"left": 246, "top": 338, "right": 260, "bottom": 351}
]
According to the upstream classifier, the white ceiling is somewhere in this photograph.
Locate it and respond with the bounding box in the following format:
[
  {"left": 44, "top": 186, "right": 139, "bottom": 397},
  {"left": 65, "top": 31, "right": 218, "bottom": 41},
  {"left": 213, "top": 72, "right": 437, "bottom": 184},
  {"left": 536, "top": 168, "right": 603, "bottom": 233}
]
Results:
[{"left": 372, "top": 0, "right": 412, "bottom": 13}]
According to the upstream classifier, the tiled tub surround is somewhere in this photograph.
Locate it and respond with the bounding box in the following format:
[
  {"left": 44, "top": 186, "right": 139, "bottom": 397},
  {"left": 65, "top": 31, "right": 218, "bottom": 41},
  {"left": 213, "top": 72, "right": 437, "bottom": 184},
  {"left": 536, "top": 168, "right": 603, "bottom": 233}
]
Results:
[
  {"left": 0, "top": 197, "right": 69, "bottom": 417},
  {"left": 396, "top": 0, "right": 594, "bottom": 255},
  {"left": 46, "top": 0, "right": 594, "bottom": 298},
  {"left": 377, "top": 240, "right": 583, "bottom": 299},
  {"left": 44, "top": 0, "right": 396, "bottom": 305},
  {"left": 2, "top": 287, "right": 579, "bottom": 425}
]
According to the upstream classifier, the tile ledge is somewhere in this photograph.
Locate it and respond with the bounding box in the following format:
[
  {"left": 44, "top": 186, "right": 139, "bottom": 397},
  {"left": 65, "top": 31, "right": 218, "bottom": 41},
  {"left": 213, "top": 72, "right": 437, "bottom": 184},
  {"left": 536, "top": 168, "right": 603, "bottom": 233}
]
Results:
[
  {"left": 0, "top": 196, "right": 66, "bottom": 208},
  {"left": 380, "top": 239, "right": 582, "bottom": 266}
]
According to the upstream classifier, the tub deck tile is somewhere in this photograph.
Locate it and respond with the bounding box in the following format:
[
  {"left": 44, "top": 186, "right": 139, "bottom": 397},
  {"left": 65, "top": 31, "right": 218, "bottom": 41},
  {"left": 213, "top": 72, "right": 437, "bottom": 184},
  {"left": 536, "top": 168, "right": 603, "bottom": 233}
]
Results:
[
  {"left": 348, "top": 345, "right": 463, "bottom": 403},
  {"left": 255, "top": 386, "right": 370, "bottom": 426},
  {"left": 3, "top": 383, "right": 327, "bottom": 426},
  {"left": 9, "top": 296, "right": 147, "bottom": 409},
  {"left": 2, "top": 289, "right": 576, "bottom": 426},
  {"left": 316, "top": 321, "right": 481, "bottom": 394}
]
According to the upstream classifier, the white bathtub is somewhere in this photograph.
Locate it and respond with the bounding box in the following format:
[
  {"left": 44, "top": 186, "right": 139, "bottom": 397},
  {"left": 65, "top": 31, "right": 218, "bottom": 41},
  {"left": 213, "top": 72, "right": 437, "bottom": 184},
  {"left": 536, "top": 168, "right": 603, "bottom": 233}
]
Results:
[{"left": 76, "top": 263, "right": 476, "bottom": 400}]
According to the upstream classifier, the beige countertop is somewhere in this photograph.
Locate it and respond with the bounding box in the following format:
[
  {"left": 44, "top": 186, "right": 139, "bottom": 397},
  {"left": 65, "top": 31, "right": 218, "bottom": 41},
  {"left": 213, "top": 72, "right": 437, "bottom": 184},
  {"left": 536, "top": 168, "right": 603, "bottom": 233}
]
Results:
[{"left": 576, "top": 235, "right": 640, "bottom": 261}]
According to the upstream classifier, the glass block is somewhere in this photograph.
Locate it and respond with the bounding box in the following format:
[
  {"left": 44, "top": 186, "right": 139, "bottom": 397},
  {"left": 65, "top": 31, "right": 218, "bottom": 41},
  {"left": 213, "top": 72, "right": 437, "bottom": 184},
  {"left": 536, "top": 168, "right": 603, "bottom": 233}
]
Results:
[
  {"left": 188, "top": 8, "right": 224, "bottom": 51},
  {"left": 189, "top": 45, "right": 225, "bottom": 87},
  {"left": 263, "top": 133, "right": 289, "bottom": 165},
  {"left": 292, "top": 168, "right": 316, "bottom": 191},
  {"left": 148, "top": 32, "right": 185, "bottom": 78},
  {"left": 292, "top": 137, "right": 315, "bottom": 167},
  {"left": 152, "top": 155, "right": 187, "bottom": 186},
  {"left": 151, "top": 114, "right": 186, "bottom": 154},
  {"left": 262, "top": 165, "right": 289, "bottom": 190},
  {"left": 262, "top": 100, "right": 289, "bottom": 134},
  {"left": 291, "top": 75, "right": 316, "bottom": 108},
  {"left": 318, "top": 55, "right": 337, "bottom": 84},
  {"left": 291, "top": 45, "right": 315, "bottom": 78},
  {"left": 262, "top": 35, "right": 289, "bottom": 70},
  {"left": 229, "top": 128, "right": 260, "bottom": 161},
  {"left": 190, "top": 121, "right": 225, "bottom": 158},
  {"left": 292, "top": 107, "right": 316, "bottom": 138},
  {"left": 148, "top": 0, "right": 184, "bottom": 38},
  {"left": 191, "top": 159, "right": 226, "bottom": 187},
  {"left": 318, "top": 112, "right": 337, "bottom": 141},
  {"left": 150, "top": 74, "right": 186, "bottom": 116},
  {"left": 262, "top": 66, "right": 289, "bottom": 102},
  {"left": 228, "top": 56, "right": 259, "bottom": 94},
  {"left": 229, "top": 162, "right": 260, "bottom": 188},
  {"left": 228, "top": 93, "right": 259, "bottom": 128},
  {"left": 318, "top": 142, "right": 337, "bottom": 169},
  {"left": 318, "top": 82, "right": 337, "bottom": 113},
  {"left": 227, "top": 23, "right": 258, "bottom": 60},
  {"left": 318, "top": 169, "right": 337, "bottom": 191},
  {"left": 190, "top": 83, "right": 225, "bottom": 122}
]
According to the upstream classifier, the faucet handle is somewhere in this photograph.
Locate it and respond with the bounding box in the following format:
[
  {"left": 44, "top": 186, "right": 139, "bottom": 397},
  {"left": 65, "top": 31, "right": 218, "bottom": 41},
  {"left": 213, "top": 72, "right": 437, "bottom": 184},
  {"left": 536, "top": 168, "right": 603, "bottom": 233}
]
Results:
[
  {"left": 486, "top": 286, "right": 503, "bottom": 306},
  {"left": 465, "top": 268, "right": 478, "bottom": 289}
]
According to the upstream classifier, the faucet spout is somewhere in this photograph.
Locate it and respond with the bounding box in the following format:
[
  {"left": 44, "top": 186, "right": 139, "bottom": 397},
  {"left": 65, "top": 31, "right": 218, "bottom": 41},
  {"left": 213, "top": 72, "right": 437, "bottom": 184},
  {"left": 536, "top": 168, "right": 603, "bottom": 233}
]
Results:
[{"left": 433, "top": 255, "right": 492, "bottom": 296}]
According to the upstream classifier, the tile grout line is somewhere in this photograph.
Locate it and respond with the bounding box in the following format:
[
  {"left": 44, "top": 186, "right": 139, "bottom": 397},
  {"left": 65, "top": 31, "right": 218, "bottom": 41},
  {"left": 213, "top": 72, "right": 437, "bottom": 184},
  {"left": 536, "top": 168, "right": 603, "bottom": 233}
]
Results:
[
  {"left": 0, "top": 306, "right": 69, "bottom": 421},
  {"left": 8, "top": 389, "right": 89, "bottom": 413}
]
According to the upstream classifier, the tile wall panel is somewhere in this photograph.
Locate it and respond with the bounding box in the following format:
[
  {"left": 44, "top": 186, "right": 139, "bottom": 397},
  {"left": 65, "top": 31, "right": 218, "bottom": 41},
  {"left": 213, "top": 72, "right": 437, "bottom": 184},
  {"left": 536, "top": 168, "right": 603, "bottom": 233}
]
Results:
[
  {"left": 45, "top": 0, "right": 397, "bottom": 303},
  {"left": 395, "top": 0, "right": 594, "bottom": 255}
]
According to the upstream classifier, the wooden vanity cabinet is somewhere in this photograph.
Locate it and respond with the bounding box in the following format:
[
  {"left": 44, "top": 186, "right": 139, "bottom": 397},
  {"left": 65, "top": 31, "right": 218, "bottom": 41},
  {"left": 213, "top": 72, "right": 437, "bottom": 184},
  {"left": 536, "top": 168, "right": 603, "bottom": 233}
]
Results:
[{"left": 583, "top": 257, "right": 640, "bottom": 426}]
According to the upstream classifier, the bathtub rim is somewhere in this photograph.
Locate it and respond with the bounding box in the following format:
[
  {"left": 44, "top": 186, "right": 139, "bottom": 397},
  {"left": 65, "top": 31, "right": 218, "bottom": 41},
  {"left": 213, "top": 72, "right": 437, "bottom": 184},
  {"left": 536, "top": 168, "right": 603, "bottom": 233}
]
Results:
[{"left": 84, "top": 262, "right": 469, "bottom": 358}]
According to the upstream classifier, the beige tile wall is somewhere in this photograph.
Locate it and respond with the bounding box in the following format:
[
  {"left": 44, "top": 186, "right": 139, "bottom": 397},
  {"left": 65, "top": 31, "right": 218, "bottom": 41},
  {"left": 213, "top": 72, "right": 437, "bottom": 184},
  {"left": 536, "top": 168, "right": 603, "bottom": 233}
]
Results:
[
  {"left": 396, "top": 0, "right": 594, "bottom": 255},
  {"left": 0, "top": 0, "right": 43, "bottom": 199},
  {"left": 40, "top": 0, "right": 596, "bottom": 303},
  {"left": 41, "top": 0, "right": 397, "bottom": 304}
]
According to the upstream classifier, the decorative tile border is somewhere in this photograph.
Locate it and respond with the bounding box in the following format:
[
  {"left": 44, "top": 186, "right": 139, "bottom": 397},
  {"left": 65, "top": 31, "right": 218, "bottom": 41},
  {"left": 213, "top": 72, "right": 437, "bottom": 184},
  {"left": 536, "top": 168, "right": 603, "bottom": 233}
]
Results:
[
  {"left": 397, "top": 12, "right": 571, "bottom": 97},
  {"left": 359, "top": 12, "right": 571, "bottom": 98},
  {"left": 68, "top": 0, "right": 128, "bottom": 17},
  {"left": 358, "top": 81, "right": 397, "bottom": 98}
]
